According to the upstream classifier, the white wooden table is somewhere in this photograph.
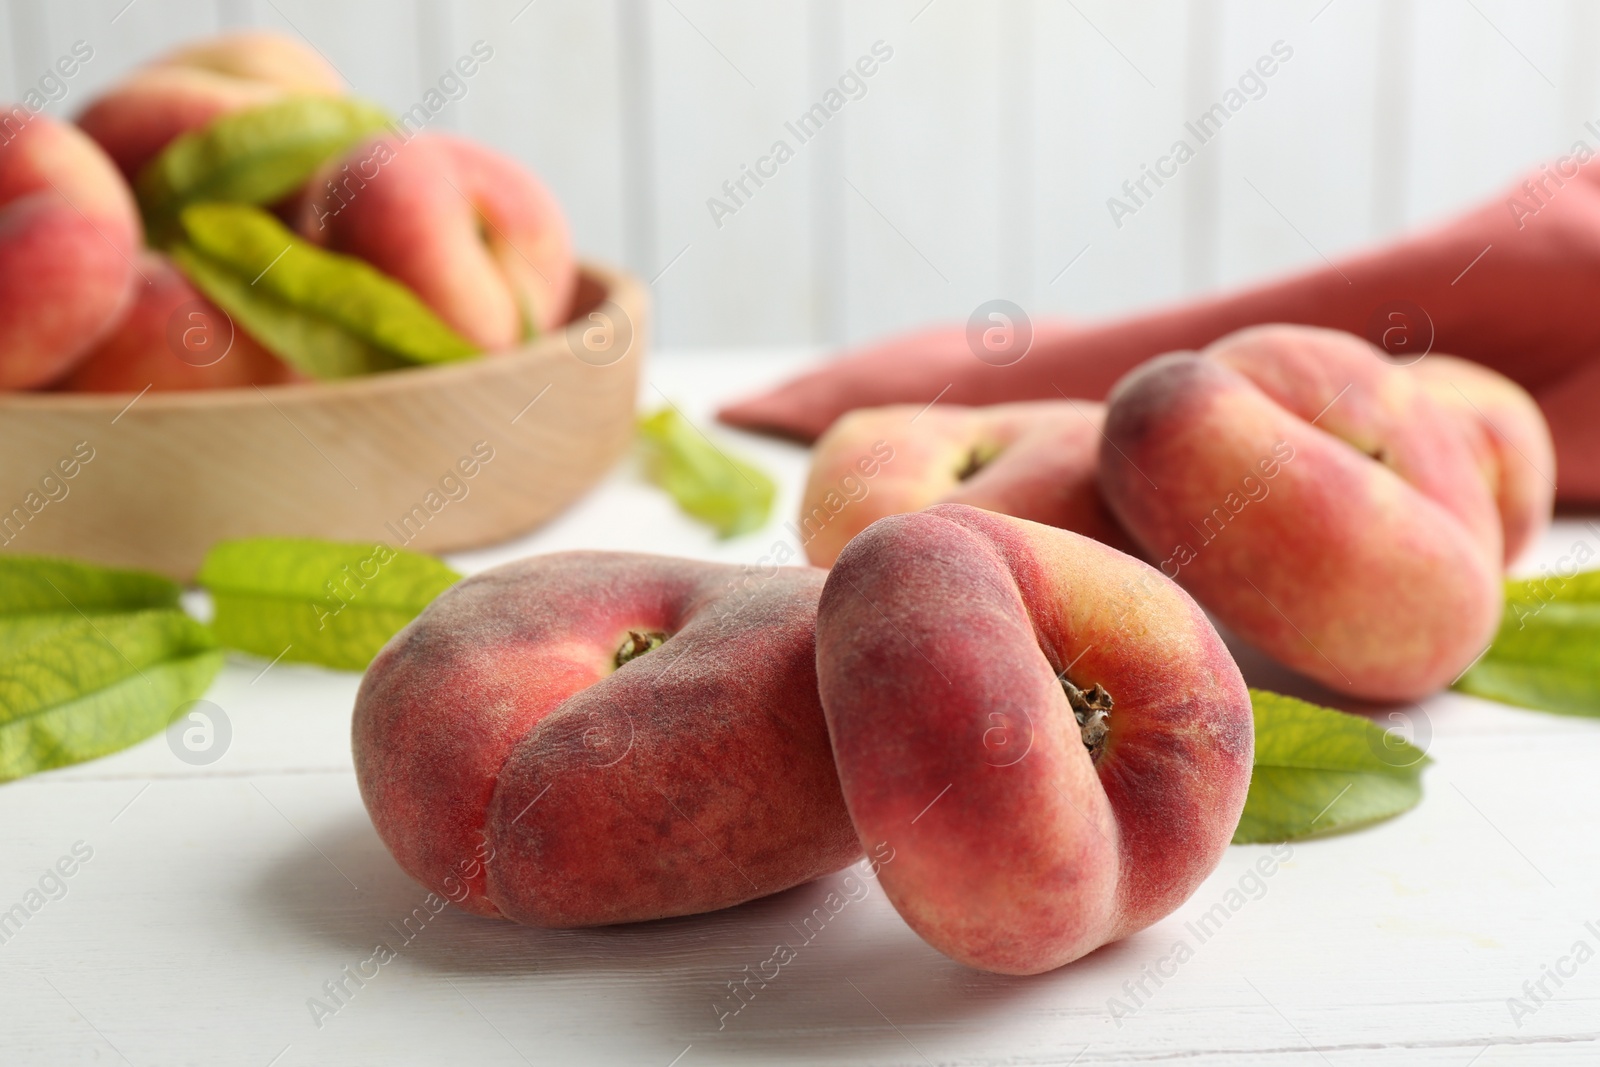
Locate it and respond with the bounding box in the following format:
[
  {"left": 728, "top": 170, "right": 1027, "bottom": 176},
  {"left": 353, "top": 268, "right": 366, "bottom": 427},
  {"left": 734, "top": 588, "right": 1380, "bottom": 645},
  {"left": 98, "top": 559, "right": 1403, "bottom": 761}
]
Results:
[{"left": 4, "top": 350, "right": 1599, "bottom": 1066}]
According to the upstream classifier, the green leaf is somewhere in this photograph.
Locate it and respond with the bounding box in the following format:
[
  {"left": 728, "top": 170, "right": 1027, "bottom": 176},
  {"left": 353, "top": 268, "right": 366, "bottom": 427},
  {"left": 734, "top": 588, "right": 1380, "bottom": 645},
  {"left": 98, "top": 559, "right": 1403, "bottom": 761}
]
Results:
[
  {"left": 638, "top": 406, "right": 775, "bottom": 538},
  {"left": 1454, "top": 572, "right": 1600, "bottom": 716},
  {"left": 1505, "top": 568, "right": 1600, "bottom": 606},
  {"left": 0, "top": 556, "right": 179, "bottom": 616},
  {"left": 198, "top": 538, "right": 461, "bottom": 671},
  {"left": 171, "top": 243, "right": 402, "bottom": 379},
  {"left": 138, "top": 96, "right": 395, "bottom": 243},
  {"left": 0, "top": 610, "right": 222, "bottom": 783},
  {"left": 171, "top": 203, "right": 478, "bottom": 378},
  {"left": 1233, "top": 689, "right": 1430, "bottom": 844}
]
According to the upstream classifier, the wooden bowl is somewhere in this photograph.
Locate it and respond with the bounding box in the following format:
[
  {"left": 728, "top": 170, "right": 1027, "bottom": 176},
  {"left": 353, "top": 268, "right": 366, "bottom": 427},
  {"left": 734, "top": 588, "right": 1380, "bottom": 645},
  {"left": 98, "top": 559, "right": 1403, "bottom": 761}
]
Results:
[{"left": 0, "top": 262, "right": 645, "bottom": 579}]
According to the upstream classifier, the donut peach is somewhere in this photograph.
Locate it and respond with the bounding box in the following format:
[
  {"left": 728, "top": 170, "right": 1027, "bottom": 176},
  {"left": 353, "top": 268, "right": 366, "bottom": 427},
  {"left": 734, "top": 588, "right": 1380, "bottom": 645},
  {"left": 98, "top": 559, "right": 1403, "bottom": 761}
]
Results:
[
  {"left": 296, "top": 132, "right": 577, "bottom": 346},
  {"left": 1099, "top": 325, "right": 1505, "bottom": 701},
  {"left": 815, "top": 504, "right": 1252, "bottom": 974},
  {"left": 352, "top": 552, "right": 859, "bottom": 926},
  {"left": 800, "top": 400, "right": 1133, "bottom": 567}
]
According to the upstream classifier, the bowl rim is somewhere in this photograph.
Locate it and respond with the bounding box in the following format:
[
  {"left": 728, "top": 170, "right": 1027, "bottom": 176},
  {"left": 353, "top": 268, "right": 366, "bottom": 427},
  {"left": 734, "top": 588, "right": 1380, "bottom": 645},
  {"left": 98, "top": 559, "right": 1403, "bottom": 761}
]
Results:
[{"left": 0, "top": 258, "right": 642, "bottom": 414}]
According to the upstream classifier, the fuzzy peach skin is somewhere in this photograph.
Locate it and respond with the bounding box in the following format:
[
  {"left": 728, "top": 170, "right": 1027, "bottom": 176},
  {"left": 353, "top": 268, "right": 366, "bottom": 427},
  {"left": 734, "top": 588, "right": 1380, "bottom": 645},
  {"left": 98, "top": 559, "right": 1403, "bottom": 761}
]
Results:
[
  {"left": 76, "top": 31, "right": 344, "bottom": 180},
  {"left": 801, "top": 400, "right": 1133, "bottom": 567},
  {"left": 0, "top": 110, "right": 140, "bottom": 389},
  {"left": 1410, "top": 355, "right": 1555, "bottom": 565},
  {"left": 296, "top": 132, "right": 577, "bottom": 346},
  {"left": 60, "top": 251, "right": 296, "bottom": 392},
  {"left": 353, "top": 552, "right": 860, "bottom": 926},
  {"left": 1099, "top": 325, "right": 1504, "bottom": 702},
  {"left": 816, "top": 504, "right": 1252, "bottom": 975}
]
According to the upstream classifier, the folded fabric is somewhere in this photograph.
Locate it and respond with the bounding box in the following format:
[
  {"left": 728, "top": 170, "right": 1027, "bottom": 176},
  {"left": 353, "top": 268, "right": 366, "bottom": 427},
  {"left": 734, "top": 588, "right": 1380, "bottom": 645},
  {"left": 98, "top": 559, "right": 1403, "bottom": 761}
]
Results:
[{"left": 720, "top": 156, "right": 1600, "bottom": 501}]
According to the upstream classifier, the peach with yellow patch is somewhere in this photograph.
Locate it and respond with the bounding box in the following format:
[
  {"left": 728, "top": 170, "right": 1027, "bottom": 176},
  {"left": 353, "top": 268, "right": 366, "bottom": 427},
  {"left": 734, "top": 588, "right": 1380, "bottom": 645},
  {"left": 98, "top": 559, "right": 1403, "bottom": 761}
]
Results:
[
  {"left": 800, "top": 400, "right": 1132, "bottom": 567},
  {"left": 1411, "top": 354, "right": 1555, "bottom": 564},
  {"left": 76, "top": 31, "right": 344, "bottom": 180}
]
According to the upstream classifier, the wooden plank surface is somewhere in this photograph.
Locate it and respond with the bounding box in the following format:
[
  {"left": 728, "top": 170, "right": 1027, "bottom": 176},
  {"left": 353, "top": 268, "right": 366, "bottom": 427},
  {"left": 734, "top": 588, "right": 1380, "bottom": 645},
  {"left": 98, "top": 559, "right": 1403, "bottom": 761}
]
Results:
[
  {"left": 2, "top": 350, "right": 1599, "bottom": 1066},
  {"left": 3, "top": 0, "right": 1590, "bottom": 348}
]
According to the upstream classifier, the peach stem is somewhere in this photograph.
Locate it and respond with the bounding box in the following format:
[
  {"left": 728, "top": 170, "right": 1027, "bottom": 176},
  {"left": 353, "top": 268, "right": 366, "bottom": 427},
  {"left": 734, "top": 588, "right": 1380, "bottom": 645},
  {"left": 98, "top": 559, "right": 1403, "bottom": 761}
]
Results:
[{"left": 1064, "top": 678, "right": 1113, "bottom": 762}]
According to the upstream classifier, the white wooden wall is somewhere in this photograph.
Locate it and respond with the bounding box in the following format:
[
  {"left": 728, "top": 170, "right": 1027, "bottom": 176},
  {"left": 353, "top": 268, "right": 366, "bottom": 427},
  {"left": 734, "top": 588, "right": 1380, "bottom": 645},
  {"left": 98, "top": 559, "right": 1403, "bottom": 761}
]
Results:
[{"left": 4, "top": 0, "right": 1594, "bottom": 350}]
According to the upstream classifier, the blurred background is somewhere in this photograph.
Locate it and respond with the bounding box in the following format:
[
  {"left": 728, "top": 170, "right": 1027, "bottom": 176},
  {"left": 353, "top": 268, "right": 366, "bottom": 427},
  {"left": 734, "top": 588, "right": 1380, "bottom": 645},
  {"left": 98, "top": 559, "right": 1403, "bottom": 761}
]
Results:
[{"left": 3, "top": 0, "right": 1589, "bottom": 349}]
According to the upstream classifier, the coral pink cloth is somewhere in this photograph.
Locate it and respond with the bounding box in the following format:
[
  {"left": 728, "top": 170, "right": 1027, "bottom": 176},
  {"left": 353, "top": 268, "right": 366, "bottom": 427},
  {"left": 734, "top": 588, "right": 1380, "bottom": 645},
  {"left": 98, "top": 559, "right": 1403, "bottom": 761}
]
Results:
[{"left": 720, "top": 157, "right": 1600, "bottom": 501}]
